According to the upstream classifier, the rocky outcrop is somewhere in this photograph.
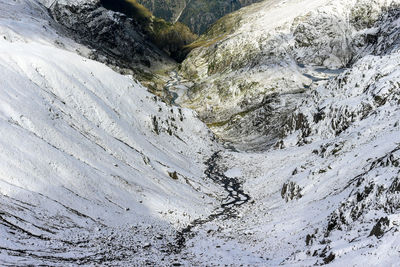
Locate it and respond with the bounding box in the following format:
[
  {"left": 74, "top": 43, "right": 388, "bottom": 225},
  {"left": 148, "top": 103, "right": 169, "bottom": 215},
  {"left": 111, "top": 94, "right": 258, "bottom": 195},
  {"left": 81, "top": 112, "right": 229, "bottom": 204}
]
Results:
[
  {"left": 301, "top": 146, "right": 400, "bottom": 264},
  {"left": 178, "top": 0, "right": 398, "bottom": 148},
  {"left": 48, "top": 0, "right": 174, "bottom": 81},
  {"left": 281, "top": 36, "right": 400, "bottom": 147},
  {"left": 281, "top": 181, "right": 303, "bottom": 202}
]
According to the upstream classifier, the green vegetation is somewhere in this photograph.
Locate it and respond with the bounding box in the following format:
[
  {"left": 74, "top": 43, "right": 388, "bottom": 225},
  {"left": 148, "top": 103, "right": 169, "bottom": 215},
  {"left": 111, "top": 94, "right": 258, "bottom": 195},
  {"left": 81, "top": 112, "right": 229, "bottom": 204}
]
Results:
[
  {"left": 136, "top": 0, "right": 261, "bottom": 35},
  {"left": 177, "top": 0, "right": 245, "bottom": 34},
  {"left": 100, "top": 0, "right": 197, "bottom": 62},
  {"left": 137, "top": 0, "right": 187, "bottom": 23},
  {"left": 151, "top": 18, "right": 198, "bottom": 61},
  {"left": 181, "top": 11, "right": 242, "bottom": 54},
  {"left": 101, "top": 0, "right": 153, "bottom": 23}
]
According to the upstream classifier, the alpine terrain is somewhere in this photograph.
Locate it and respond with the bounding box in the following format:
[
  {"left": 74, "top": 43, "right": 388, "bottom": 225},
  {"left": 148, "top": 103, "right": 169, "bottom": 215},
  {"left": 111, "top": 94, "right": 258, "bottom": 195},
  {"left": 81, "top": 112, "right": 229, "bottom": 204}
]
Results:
[
  {"left": 136, "top": 0, "right": 263, "bottom": 34},
  {"left": 1, "top": 0, "right": 400, "bottom": 266}
]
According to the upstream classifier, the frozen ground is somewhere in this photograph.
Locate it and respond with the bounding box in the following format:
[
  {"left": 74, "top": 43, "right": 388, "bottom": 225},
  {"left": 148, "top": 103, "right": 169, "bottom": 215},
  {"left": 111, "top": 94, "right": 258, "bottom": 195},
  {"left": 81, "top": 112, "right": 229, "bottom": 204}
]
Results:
[
  {"left": 1, "top": 0, "right": 400, "bottom": 266},
  {"left": 0, "top": 0, "right": 222, "bottom": 265}
]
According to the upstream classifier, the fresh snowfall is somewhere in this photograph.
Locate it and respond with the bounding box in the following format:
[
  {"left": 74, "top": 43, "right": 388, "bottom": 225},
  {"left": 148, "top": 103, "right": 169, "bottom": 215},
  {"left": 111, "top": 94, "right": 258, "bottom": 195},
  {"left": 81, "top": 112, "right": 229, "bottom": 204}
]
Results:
[{"left": 1, "top": 0, "right": 400, "bottom": 266}]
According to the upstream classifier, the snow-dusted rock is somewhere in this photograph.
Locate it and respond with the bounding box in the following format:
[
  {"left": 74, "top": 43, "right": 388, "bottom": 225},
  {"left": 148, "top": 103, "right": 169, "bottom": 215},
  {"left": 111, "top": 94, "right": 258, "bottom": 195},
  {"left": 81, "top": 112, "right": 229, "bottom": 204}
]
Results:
[
  {"left": 179, "top": 0, "right": 399, "bottom": 147},
  {"left": 0, "top": 0, "right": 219, "bottom": 264},
  {"left": 2, "top": 0, "right": 400, "bottom": 265}
]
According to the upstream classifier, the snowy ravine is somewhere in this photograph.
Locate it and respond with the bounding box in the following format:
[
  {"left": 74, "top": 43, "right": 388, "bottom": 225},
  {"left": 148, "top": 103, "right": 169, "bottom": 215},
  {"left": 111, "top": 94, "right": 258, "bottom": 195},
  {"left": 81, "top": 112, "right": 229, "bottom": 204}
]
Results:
[
  {"left": 178, "top": 0, "right": 400, "bottom": 149},
  {"left": 1, "top": 0, "right": 400, "bottom": 266},
  {"left": 181, "top": 52, "right": 400, "bottom": 265},
  {"left": 0, "top": 0, "right": 225, "bottom": 265},
  {"left": 174, "top": 0, "right": 400, "bottom": 265}
]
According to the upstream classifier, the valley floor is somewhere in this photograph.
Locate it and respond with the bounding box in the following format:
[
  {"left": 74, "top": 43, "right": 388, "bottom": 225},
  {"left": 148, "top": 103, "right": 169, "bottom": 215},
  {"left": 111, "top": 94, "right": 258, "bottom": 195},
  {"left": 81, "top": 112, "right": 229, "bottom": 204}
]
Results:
[{"left": 1, "top": 0, "right": 400, "bottom": 266}]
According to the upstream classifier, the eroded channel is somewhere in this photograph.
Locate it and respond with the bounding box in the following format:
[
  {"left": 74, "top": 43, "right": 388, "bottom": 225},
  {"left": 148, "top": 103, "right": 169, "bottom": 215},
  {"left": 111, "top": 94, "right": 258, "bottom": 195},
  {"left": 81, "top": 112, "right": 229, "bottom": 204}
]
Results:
[{"left": 168, "top": 151, "right": 251, "bottom": 253}]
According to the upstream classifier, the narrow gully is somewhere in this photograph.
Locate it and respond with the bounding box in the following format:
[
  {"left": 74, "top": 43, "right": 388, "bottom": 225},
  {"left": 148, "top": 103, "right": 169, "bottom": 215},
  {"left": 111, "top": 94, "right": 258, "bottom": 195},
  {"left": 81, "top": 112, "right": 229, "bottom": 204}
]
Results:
[
  {"left": 164, "top": 71, "right": 182, "bottom": 104},
  {"left": 168, "top": 151, "right": 251, "bottom": 253}
]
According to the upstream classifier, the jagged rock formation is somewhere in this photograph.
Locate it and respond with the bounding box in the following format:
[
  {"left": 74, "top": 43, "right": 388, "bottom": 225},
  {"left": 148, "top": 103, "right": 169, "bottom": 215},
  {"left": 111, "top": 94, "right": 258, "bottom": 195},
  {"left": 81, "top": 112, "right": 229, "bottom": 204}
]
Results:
[
  {"left": 170, "top": 1, "right": 400, "bottom": 264},
  {"left": 278, "top": 42, "right": 400, "bottom": 264}
]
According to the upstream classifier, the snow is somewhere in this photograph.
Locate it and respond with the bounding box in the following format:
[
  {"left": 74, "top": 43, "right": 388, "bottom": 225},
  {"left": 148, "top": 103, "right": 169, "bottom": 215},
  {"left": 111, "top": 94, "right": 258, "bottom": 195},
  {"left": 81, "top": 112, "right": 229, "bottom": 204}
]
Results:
[
  {"left": 224, "top": 167, "right": 242, "bottom": 178},
  {"left": 0, "top": 0, "right": 222, "bottom": 264},
  {"left": 179, "top": 0, "right": 398, "bottom": 146},
  {"left": 177, "top": 0, "right": 400, "bottom": 265},
  {"left": 178, "top": 45, "right": 400, "bottom": 265},
  {"left": 1, "top": 0, "right": 400, "bottom": 265},
  {"left": 0, "top": 39, "right": 217, "bottom": 224}
]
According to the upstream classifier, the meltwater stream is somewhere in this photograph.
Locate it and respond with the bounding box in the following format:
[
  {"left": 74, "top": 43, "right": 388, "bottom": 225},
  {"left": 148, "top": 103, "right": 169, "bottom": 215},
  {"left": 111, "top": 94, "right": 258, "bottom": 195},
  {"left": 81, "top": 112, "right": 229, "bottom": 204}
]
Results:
[{"left": 168, "top": 151, "right": 251, "bottom": 253}]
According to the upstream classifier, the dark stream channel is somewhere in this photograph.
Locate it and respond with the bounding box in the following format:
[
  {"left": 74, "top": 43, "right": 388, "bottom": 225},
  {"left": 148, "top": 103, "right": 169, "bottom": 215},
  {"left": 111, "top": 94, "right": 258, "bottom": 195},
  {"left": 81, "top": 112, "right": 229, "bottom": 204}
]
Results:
[
  {"left": 168, "top": 151, "right": 251, "bottom": 253},
  {"left": 164, "top": 71, "right": 180, "bottom": 105}
]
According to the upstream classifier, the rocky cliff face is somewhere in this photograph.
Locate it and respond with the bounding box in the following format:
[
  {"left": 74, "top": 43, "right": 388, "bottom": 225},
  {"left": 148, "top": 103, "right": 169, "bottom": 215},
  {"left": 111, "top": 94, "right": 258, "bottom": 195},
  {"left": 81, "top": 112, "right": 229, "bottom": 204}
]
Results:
[
  {"left": 44, "top": 0, "right": 176, "bottom": 93},
  {"left": 138, "top": 0, "right": 187, "bottom": 22},
  {"left": 137, "top": 0, "right": 262, "bottom": 34},
  {"left": 58, "top": 2, "right": 170, "bottom": 62},
  {"left": 171, "top": 1, "right": 400, "bottom": 264}
]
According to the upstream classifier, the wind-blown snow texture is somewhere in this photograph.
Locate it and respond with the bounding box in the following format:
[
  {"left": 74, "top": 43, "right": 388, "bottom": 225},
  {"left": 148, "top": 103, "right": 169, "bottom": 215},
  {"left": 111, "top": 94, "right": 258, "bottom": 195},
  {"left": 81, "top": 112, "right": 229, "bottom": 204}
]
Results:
[
  {"left": 0, "top": 0, "right": 220, "bottom": 265},
  {"left": 179, "top": 0, "right": 400, "bottom": 149},
  {"left": 1, "top": 0, "right": 400, "bottom": 266}
]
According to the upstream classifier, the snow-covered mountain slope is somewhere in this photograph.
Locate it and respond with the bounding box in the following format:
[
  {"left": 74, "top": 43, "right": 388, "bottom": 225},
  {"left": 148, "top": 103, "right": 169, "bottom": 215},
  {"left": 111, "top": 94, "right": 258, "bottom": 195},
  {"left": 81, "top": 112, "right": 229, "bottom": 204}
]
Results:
[
  {"left": 178, "top": 0, "right": 399, "bottom": 148},
  {"left": 166, "top": 0, "right": 400, "bottom": 265},
  {"left": 179, "top": 48, "right": 400, "bottom": 266},
  {"left": 2, "top": 0, "right": 400, "bottom": 266},
  {"left": 44, "top": 0, "right": 177, "bottom": 91},
  {"left": 0, "top": 0, "right": 221, "bottom": 265}
]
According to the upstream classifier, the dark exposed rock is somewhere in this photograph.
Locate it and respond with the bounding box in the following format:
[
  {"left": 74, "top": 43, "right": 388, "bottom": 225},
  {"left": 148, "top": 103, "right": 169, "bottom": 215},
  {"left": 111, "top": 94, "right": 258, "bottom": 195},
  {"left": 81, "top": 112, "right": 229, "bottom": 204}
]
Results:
[
  {"left": 137, "top": 0, "right": 262, "bottom": 34},
  {"left": 168, "top": 171, "right": 179, "bottom": 180},
  {"left": 49, "top": 0, "right": 173, "bottom": 80},
  {"left": 369, "top": 217, "right": 390, "bottom": 238},
  {"left": 322, "top": 252, "right": 335, "bottom": 264},
  {"left": 281, "top": 181, "right": 302, "bottom": 202},
  {"left": 307, "top": 146, "right": 400, "bottom": 260},
  {"left": 152, "top": 116, "right": 160, "bottom": 135},
  {"left": 305, "top": 233, "right": 315, "bottom": 246}
]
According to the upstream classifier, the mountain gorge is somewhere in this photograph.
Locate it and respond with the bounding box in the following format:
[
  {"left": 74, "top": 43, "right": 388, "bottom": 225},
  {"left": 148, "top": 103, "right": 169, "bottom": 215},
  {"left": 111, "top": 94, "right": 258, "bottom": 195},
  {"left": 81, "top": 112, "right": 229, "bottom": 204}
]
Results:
[
  {"left": 177, "top": 0, "right": 400, "bottom": 148},
  {"left": 136, "top": 0, "right": 263, "bottom": 34},
  {"left": 1, "top": 0, "right": 400, "bottom": 266}
]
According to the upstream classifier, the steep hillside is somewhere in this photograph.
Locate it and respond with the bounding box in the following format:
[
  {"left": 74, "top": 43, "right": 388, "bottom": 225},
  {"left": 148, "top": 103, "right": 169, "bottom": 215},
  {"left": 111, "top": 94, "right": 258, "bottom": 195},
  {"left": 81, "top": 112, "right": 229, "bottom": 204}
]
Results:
[
  {"left": 137, "top": 0, "right": 187, "bottom": 22},
  {"left": 181, "top": 41, "right": 400, "bottom": 265},
  {"left": 0, "top": 0, "right": 220, "bottom": 265},
  {"left": 178, "top": 0, "right": 399, "bottom": 148},
  {"left": 1, "top": 0, "right": 400, "bottom": 266},
  {"left": 49, "top": 0, "right": 172, "bottom": 70},
  {"left": 137, "top": 0, "right": 262, "bottom": 34},
  {"left": 99, "top": 0, "right": 197, "bottom": 62},
  {"left": 170, "top": 0, "right": 400, "bottom": 264},
  {"left": 40, "top": 0, "right": 197, "bottom": 96}
]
